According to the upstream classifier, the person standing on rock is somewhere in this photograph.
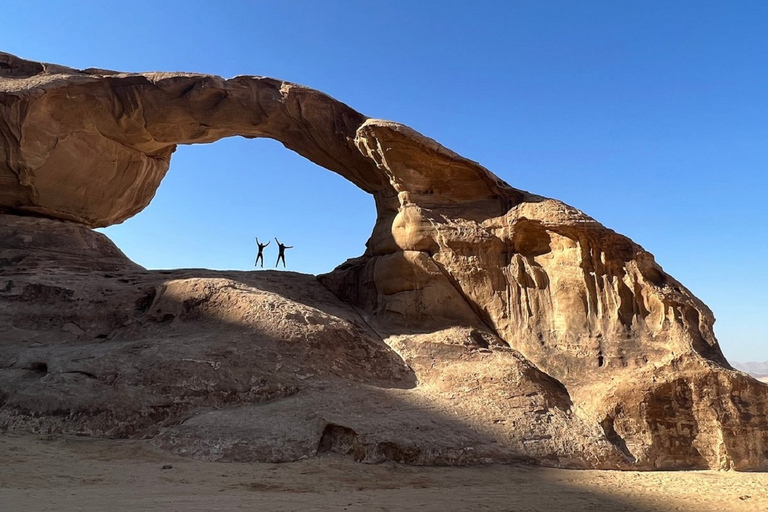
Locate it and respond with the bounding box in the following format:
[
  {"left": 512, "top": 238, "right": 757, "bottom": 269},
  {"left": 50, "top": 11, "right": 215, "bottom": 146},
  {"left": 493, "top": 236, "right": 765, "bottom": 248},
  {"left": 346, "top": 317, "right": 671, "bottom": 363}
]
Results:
[
  {"left": 275, "top": 238, "right": 293, "bottom": 268},
  {"left": 254, "top": 237, "right": 270, "bottom": 268}
]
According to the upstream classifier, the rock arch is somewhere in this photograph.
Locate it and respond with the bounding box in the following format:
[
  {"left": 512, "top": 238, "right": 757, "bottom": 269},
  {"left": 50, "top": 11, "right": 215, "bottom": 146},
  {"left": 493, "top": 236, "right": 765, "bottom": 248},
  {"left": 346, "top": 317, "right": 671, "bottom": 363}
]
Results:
[
  {"left": 0, "top": 53, "right": 720, "bottom": 368},
  {"left": 2, "top": 52, "right": 768, "bottom": 469}
]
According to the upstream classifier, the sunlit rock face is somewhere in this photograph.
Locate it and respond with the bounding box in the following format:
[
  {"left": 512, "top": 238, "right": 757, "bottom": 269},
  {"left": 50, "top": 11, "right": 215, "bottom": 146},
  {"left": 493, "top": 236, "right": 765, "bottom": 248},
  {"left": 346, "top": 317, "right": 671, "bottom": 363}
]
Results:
[{"left": 2, "top": 52, "right": 767, "bottom": 470}]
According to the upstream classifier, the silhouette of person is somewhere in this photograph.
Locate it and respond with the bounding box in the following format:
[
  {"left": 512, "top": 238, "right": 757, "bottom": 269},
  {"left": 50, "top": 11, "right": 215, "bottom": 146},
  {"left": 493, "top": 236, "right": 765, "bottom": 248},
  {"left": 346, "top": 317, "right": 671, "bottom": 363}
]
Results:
[
  {"left": 275, "top": 238, "right": 293, "bottom": 268},
  {"left": 255, "top": 237, "right": 270, "bottom": 268}
]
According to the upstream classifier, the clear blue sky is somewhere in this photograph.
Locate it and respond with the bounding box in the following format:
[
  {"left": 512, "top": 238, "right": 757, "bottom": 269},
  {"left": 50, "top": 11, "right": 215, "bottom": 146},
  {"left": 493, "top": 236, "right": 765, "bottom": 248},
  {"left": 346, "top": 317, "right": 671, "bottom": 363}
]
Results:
[{"left": 3, "top": 1, "right": 766, "bottom": 362}]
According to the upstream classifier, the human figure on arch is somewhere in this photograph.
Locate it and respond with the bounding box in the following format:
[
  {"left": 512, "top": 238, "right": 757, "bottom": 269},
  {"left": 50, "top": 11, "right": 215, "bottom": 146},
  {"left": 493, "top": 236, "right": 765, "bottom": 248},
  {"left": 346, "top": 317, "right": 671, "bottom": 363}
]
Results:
[
  {"left": 254, "top": 237, "right": 270, "bottom": 268},
  {"left": 275, "top": 238, "right": 293, "bottom": 268}
]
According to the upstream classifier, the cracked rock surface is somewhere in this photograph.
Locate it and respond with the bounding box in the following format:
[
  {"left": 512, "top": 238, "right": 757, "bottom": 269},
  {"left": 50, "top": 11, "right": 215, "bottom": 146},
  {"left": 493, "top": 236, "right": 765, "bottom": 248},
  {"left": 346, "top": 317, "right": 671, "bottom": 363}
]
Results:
[{"left": 1, "top": 53, "right": 767, "bottom": 469}]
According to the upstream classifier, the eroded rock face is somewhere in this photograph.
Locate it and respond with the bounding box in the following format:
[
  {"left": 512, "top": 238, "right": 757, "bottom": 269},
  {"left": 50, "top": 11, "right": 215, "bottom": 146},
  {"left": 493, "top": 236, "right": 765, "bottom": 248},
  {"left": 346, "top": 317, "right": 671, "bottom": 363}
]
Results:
[
  {"left": 0, "top": 213, "right": 620, "bottom": 468},
  {"left": 0, "top": 214, "right": 141, "bottom": 272},
  {"left": 1, "top": 53, "right": 767, "bottom": 469}
]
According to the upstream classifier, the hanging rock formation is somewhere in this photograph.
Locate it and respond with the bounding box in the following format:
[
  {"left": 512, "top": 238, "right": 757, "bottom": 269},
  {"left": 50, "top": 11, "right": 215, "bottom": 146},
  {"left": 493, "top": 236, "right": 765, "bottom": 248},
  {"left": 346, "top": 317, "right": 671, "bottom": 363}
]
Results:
[{"left": 1, "top": 52, "right": 767, "bottom": 470}]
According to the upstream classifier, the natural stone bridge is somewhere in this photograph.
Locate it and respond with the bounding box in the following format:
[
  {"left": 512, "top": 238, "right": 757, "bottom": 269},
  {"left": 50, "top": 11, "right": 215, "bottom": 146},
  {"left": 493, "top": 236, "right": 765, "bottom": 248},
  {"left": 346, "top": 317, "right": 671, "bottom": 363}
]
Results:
[{"left": 1, "top": 52, "right": 766, "bottom": 470}]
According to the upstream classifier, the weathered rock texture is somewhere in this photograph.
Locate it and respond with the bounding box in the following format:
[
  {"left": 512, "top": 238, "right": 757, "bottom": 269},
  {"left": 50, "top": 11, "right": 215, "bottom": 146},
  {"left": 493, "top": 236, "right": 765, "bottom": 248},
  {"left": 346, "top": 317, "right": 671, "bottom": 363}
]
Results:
[{"left": 1, "top": 52, "right": 767, "bottom": 470}]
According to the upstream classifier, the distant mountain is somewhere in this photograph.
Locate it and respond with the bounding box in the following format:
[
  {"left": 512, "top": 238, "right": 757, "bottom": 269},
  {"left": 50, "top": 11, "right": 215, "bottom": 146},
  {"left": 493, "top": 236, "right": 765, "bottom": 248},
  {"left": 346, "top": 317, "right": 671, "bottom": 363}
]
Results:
[{"left": 732, "top": 361, "right": 768, "bottom": 378}]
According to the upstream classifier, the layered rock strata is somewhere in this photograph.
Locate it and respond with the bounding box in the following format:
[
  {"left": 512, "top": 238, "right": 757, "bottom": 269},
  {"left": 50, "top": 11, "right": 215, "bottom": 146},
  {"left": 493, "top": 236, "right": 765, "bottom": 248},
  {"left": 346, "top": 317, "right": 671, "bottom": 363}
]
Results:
[{"left": 1, "top": 52, "right": 767, "bottom": 469}]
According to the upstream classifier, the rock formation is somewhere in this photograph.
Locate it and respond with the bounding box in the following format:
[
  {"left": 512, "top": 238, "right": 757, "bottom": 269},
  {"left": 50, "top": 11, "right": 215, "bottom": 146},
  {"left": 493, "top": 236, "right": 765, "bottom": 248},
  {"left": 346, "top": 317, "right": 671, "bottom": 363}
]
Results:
[{"left": 1, "top": 52, "right": 767, "bottom": 470}]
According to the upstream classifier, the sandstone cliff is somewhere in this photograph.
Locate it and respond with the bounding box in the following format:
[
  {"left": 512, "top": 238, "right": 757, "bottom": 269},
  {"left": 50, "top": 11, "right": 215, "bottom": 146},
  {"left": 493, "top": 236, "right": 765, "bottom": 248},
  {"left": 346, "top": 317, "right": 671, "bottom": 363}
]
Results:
[{"left": 1, "top": 52, "right": 766, "bottom": 470}]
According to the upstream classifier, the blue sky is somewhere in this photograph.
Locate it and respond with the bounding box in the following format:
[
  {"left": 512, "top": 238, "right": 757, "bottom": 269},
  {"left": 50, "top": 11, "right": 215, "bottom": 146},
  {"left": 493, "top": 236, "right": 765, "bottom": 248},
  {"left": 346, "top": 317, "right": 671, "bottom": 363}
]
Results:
[{"left": 3, "top": 1, "right": 766, "bottom": 362}]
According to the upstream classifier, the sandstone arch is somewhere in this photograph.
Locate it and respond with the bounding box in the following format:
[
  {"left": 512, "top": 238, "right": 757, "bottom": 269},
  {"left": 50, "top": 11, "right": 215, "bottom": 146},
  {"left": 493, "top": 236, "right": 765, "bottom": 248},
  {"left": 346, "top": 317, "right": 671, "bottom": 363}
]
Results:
[{"left": 2, "top": 52, "right": 768, "bottom": 469}]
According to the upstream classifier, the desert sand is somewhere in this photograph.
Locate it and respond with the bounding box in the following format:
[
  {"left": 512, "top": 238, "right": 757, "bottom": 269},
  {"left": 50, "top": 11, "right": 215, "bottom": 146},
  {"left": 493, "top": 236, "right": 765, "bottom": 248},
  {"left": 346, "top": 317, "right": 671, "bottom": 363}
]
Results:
[{"left": 1, "top": 432, "right": 766, "bottom": 512}]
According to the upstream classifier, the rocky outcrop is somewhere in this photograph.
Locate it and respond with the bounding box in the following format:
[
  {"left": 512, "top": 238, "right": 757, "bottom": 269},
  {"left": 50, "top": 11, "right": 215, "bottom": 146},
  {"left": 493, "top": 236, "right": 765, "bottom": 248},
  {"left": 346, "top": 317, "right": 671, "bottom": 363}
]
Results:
[
  {"left": 0, "top": 214, "right": 141, "bottom": 272},
  {"left": 1, "top": 53, "right": 767, "bottom": 470},
  {"left": 0, "top": 214, "right": 619, "bottom": 468}
]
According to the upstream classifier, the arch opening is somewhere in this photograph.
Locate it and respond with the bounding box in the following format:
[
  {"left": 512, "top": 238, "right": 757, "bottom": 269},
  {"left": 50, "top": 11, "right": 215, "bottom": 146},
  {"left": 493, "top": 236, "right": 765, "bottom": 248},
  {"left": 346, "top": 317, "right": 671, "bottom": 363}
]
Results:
[{"left": 99, "top": 137, "right": 376, "bottom": 275}]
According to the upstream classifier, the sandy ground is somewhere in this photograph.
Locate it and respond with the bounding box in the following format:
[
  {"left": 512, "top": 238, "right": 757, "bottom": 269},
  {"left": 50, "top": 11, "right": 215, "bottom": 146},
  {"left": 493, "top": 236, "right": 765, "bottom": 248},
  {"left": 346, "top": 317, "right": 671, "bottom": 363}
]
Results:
[{"left": 1, "top": 432, "right": 767, "bottom": 512}]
